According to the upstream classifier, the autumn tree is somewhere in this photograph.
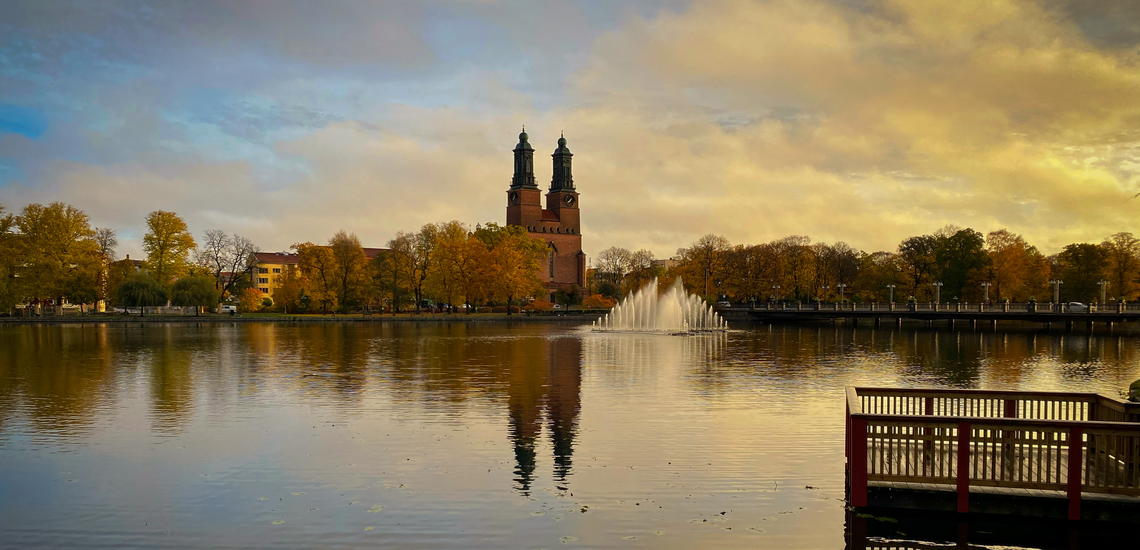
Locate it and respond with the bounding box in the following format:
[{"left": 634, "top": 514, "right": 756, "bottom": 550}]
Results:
[
  {"left": 293, "top": 241, "right": 338, "bottom": 313},
  {"left": 934, "top": 228, "right": 989, "bottom": 302},
  {"left": 1101, "top": 232, "right": 1140, "bottom": 300},
  {"left": 196, "top": 229, "right": 258, "bottom": 307},
  {"left": 853, "top": 251, "right": 904, "bottom": 302},
  {"left": 428, "top": 221, "right": 485, "bottom": 313},
  {"left": 329, "top": 230, "right": 368, "bottom": 313},
  {"left": 272, "top": 265, "right": 306, "bottom": 313},
  {"left": 15, "top": 202, "right": 101, "bottom": 310},
  {"left": 475, "top": 223, "right": 547, "bottom": 315},
  {"left": 142, "top": 210, "right": 196, "bottom": 289},
  {"left": 676, "top": 234, "right": 731, "bottom": 299}
]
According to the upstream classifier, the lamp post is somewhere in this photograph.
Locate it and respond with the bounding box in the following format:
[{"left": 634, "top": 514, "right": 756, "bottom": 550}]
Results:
[
  {"left": 820, "top": 285, "right": 830, "bottom": 303},
  {"left": 980, "top": 282, "right": 992, "bottom": 303},
  {"left": 1098, "top": 280, "right": 1108, "bottom": 305},
  {"left": 1044, "top": 279, "right": 1062, "bottom": 310},
  {"left": 886, "top": 284, "right": 895, "bottom": 303},
  {"left": 772, "top": 285, "right": 781, "bottom": 301},
  {"left": 837, "top": 283, "right": 847, "bottom": 304},
  {"left": 932, "top": 282, "right": 943, "bottom": 308}
]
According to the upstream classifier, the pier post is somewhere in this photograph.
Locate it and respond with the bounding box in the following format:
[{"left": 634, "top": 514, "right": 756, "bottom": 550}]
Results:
[
  {"left": 850, "top": 417, "right": 868, "bottom": 507},
  {"left": 957, "top": 422, "right": 971, "bottom": 513},
  {"left": 1067, "top": 427, "right": 1083, "bottom": 520}
]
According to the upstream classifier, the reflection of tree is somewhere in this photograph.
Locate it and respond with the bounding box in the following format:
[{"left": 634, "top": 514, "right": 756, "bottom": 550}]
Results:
[
  {"left": 506, "top": 337, "right": 547, "bottom": 494},
  {"left": 148, "top": 325, "right": 205, "bottom": 434},
  {"left": 0, "top": 325, "right": 116, "bottom": 438}
]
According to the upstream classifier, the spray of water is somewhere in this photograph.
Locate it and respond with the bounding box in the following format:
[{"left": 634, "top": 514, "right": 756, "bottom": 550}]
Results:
[{"left": 592, "top": 277, "right": 727, "bottom": 332}]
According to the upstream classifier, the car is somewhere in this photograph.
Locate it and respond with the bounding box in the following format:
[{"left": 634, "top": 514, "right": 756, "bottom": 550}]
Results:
[
  {"left": 552, "top": 304, "right": 562, "bottom": 309},
  {"left": 221, "top": 305, "right": 237, "bottom": 313},
  {"left": 1067, "top": 302, "right": 1088, "bottom": 313},
  {"left": 716, "top": 301, "right": 731, "bottom": 308}
]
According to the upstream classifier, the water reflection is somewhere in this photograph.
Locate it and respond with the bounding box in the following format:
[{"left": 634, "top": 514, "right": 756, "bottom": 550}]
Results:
[{"left": 0, "top": 323, "right": 1138, "bottom": 549}]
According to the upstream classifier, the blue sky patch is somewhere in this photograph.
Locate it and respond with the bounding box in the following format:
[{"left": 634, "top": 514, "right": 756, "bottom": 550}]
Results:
[{"left": 0, "top": 103, "right": 47, "bottom": 138}]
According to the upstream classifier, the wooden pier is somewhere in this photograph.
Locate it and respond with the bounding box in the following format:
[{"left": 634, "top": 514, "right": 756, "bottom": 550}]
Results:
[{"left": 845, "top": 387, "right": 1140, "bottom": 522}]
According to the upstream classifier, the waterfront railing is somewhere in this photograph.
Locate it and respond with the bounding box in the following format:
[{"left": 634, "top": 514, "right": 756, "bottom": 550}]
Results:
[{"left": 845, "top": 387, "right": 1140, "bottom": 519}]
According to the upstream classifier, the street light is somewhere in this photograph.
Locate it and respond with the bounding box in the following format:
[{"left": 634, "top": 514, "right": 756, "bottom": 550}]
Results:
[
  {"left": 1098, "top": 280, "right": 1109, "bottom": 305},
  {"left": 1049, "top": 279, "right": 1063, "bottom": 305},
  {"left": 772, "top": 285, "right": 781, "bottom": 301},
  {"left": 820, "top": 285, "right": 830, "bottom": 303},
  {"left": 886, "top": 284, "right": 895, "bottom": 303},
  {"left": 980, "top": 282, "right": 992, "bottom": 303},
  {"left": 837, "top": 283, "right": 847, "bottom": 304},
  {"left": 932, "top": 282, "right": 943, "bottom": 307}
]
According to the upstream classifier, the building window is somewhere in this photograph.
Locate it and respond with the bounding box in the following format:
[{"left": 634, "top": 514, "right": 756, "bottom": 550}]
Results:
[
  {"left": 258, "top": 278, "right": 268, "bottom": 284},
  {"left": 272, "top": 268, "right": 280, "bottom": 274},
  {"left": 549, "top": 250, "right": 555, "bottom": 277},
  {"left": 258, "top": 267, "right": 269, "bottom": 274},
  {"left": 259, "top": 288, "right": 269, "bottom": 294}
]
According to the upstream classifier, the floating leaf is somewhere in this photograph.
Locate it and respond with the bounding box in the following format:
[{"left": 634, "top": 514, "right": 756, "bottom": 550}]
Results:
[
  {"left": 257, "top": 497, "right": 268, "bottom": 501},
  {"left": 560, "top": 536, "right": 578, "bottom": 544},
  {"left": 271, "top": 520, "right": 284, "bottom": 525},
  {"left": 654, "top": 530, "right": 664, "bottom": 536},
  {"left": 530, "top": 511, "right": 545, "bottom": 517},
  {"left": 290, "top": 492, "right": 307, "bottom": 496},
  {"left": 364, "top": 526, "right": 374, "bottom": 532},
  {"left": 366, "top": 505, "right": 386, "bottom": 513},
  {"left": 622, "top": 536, "right": 637, "bottom": 540}
]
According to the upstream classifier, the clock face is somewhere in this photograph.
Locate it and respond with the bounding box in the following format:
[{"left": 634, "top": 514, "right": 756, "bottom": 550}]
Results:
[
  {"left": 564, "top": 194, "right": 576, "bottom": 206},
  {"left": 509, "top": 191, "right": 518, "bottom": 205}
]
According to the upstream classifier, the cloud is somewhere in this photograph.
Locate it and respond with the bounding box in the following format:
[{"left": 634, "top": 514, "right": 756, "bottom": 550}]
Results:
[{"left": 2, "top": 0, "right": 1139, "bottom": 261}]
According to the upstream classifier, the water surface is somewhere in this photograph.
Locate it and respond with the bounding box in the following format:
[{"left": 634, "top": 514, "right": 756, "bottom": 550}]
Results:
[{"left": 1, "top": 322, "right": 1137, "bottom": 549}]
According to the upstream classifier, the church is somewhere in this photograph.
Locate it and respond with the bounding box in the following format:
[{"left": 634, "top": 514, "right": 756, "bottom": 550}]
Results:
[{"left": 505, "top": 129, "right": 586, "bottom": 301}]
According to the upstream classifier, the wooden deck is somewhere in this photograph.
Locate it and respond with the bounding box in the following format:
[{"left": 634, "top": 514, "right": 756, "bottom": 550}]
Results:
[{"left": 846, "top": 387, "right": 1140, "bottom": 521}]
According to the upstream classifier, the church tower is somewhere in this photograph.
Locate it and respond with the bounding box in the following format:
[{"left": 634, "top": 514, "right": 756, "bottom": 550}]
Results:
[{"left": 504, "top": 130, "right": 586, "bottom": 297}]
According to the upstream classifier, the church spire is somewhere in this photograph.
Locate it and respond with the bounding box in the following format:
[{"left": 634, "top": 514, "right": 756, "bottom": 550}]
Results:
[
  {"left": 550, "top": 133, "right": 574, "bottom": 191},
  {"left": 511, "top": 127, "right": 537, "bottom": 189}
]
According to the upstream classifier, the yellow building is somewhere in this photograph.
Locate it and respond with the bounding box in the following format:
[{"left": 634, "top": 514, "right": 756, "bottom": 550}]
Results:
[{"left": 253, "top": 249, "right": 386, "bottom": 302}]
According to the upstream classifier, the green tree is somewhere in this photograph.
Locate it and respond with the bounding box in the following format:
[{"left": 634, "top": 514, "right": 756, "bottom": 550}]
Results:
[
  {"left": 898, "top": 235, "right": 939, "bottom": 300},
  {"left": 1056, "top": 243, "right": 1109, "bottom": 302},
  {"left": 934, "top": 228, "right": 989, "bottom": 302},
  {"left": 0, "top": 205, "right": 17, "bottom": 314},
  {"left": 142, "top": 210, "right": 196, "bottom": 289},
  {"left": 170, "top": 275, "right": 220, "bottom": 316},
  {"left": 117, "top": 272, "right": 168, "bottom": 317}
]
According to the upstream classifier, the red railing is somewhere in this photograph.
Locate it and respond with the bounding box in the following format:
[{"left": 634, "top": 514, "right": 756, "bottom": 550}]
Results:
[{"left": 846, "top": 387, "right": 1140, "bottom": 519}]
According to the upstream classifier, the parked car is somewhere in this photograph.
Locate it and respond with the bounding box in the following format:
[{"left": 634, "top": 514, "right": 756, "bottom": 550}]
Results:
[
  {"left": 716, "top": 301, "right": 731, "bottom": 308},
  {"left": 221, "top": 305, "right": 237, "bottom": 313},
  {"left": 552, "top": 304, "right": 561, "bottom": 309},
  {"left": 1067, "top": 302, "right": 1088, "bottom": 313}
]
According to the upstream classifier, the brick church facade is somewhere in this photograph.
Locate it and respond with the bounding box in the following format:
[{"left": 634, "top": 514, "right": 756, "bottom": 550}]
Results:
[{"left": 505, "top": 129, "right": 586, "bottom": 300}]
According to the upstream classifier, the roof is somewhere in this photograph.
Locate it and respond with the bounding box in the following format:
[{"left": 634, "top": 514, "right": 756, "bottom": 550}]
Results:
[
  {"left": 541, "top": 210, "right": 559, "bottom": 221},
  {"left": 254, "top": 251, "right": 300, "bottom": 265}
]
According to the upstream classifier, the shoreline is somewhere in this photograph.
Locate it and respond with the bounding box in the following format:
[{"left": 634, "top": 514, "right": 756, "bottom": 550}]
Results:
[{"left": 0, "top": 313, "right": 598, "bottom": 325}]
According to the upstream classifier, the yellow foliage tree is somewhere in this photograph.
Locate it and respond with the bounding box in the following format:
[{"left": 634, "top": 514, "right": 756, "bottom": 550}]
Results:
[
  {"left": 142, "top": 210, "right": 196, "bottom": 289},
  {"left": 293, "top": 241, "right": 338, "bottom": 313},
  {"left": 238, "top": 287, "right": 262, "bottom": 313}
]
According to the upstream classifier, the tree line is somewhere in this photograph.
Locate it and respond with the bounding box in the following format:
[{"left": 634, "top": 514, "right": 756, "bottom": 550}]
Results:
[
  {"left": 597, "top": 226, "right": 1140, "bottom": 305},
  {"left": 273, "top": 222, "right": 556, "bottom": 314}
]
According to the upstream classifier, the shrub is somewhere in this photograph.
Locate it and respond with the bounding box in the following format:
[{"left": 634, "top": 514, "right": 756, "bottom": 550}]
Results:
[
  {"left": 239, "top": 288, "right": 263, "bottom": 313},
  {"left": 525, "top": 299, "right": 554, "bottom": 312},
  {"left": 582, "top": 294, "right": 615, "bottom": 309}
]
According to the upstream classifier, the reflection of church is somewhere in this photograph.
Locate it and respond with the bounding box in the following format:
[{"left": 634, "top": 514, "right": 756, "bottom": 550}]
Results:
[
  {"left": 505, "top": 130, "right": 586, "bottom": 301},
  {"left": 507, "top": 336, "right": 582, "bottom": 494}
]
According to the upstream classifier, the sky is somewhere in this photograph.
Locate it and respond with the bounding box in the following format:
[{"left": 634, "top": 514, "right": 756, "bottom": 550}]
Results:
[{"left": 1, "top": 0, "right": 1138, "bottom": 261}]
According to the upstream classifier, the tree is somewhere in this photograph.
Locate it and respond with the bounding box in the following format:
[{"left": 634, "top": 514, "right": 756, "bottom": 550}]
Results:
[
  {"left": 898, "top": 235, "right": 939, "bottom": 300},
  {"left": 171, "top": 275, "right": 220, "bottom": 316},
  {"left": 553, "top": 285, "right": 582, "bottom": 307},
  {"left": 15, "top": 202, "right": 101, "bottom": 311},
  {"left": 117, "top": 272, "right": 168, "bottom": 317},
  {"left": 1101, "top": 232, "right": 1140, "bottom": 300},
  {"left": 1056, "top": 243, "right": 1109, "bottom": 302},
  {"left": 93, "top": 227, "right": 118, "bottom": 308},
  {"left": 328, "top": 230, "right": 368, "bottom": 313},
  {"left": 475, "top": 223, "right": 547, "bottom": 315},
  {"left": 986, "top": 229, "right": 1031, "bottom": 301},
  {"left": 0, "top": 205, "right": 17, "bottom": 314},
  {"left": 238, "top": 287, "right": 263, "bottom": 313},
  {"left": 428, "top": 221, "right": 485, "bottom": 313},
  {"left": 272, "top": 265, "right": 306, "bottom": 313},
  {"left": 142, "top": 211, "right": 196, "bottom": 289},
  {"left": 196, "top": 229, "right": 257, "bottom": 307},
  {"left": 934, "top": 228, "right": 989, "bottom": 302},
  {"left": 582, "top": 294, "right": 615, "bottom": 309},
  {"left": 676, "top": 234, "right": 731, "bottom": 299},
  {"left": 293, "top": 241, "right": 338, "bottom": 313}
]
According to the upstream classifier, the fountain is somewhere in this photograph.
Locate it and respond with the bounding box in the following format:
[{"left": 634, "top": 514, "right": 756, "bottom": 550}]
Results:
[{"left": 592, "top": 278, "right": 728, "bottom": 333}]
